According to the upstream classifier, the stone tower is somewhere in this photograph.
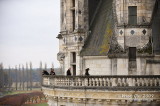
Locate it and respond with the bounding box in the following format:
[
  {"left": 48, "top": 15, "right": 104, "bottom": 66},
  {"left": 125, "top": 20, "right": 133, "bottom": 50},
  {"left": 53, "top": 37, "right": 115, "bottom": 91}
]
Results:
[
  {"left": 114, "top": 0, "right": 156, "bottom": 75},
  {"left": 57, "top": 0, "right": 89, "bottom": 75}
]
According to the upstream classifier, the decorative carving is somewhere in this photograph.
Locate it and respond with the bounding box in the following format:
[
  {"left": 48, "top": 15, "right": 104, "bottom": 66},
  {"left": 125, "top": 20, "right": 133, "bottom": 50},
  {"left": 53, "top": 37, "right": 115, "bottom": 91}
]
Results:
[
  {"left": 57, "top": 52, "right": 65, "bottom": 61},
  {"left": 109, "top": 36, "right": 124, "bottom": 54},
  {"left": 120, "top": 30, "right": 123, "bottom": 35},
  {"left": 44, "top": 88, "right": 160, "bottom": 105},
  {"left": 56, "top": 34, "right": 63, "bottom": 39},
  {"left": 79, "top": 36, "right": 83, "bottom": 42},
  {"left": 142, "top": 29, "right": 147, "bottom": 35},
  {"left": 137, "top": 37, "right": 152, "bottom": 54}
]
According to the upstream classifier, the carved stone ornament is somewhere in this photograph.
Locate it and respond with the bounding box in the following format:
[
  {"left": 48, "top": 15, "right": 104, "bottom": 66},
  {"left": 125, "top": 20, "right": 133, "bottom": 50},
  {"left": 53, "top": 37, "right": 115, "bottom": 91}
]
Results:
[
  {"left": 108, "top": 36, "right": 124, "bottom": 54},
  {"left": 142, "top": 29, "right": 147, "bottom": 35},
  {"left": 137, "top": 37, "right": 152, "bottom": 54},
  {"left": 57, "top": 52, "right": 65, "bottom": 61},
  {"left": 79, "top": 36, "right": 83, "bottom": 42}
]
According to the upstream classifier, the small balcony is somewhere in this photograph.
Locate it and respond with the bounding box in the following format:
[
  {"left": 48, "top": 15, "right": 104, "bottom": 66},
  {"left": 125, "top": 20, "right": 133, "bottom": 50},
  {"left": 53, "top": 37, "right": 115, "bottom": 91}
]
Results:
[{"left": 42, "top": 75, "right": 160, "bottom": 91}]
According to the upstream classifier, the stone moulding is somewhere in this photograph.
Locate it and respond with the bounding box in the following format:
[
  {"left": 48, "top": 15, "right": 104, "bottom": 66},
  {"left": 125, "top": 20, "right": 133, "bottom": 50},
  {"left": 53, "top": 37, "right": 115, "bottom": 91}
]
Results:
[{"left": 43, "top": 88, "right": 160, "bottom": 104}]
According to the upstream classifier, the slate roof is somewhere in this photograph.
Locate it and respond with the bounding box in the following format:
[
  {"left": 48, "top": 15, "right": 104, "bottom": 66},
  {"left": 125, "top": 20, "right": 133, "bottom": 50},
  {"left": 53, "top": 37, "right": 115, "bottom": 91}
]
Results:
[
  {"left": 152, "top": 0, "right": 160, "bottom": 54},
  {"left": 80, "top": 0, "right": 115, "bottom": 56}
]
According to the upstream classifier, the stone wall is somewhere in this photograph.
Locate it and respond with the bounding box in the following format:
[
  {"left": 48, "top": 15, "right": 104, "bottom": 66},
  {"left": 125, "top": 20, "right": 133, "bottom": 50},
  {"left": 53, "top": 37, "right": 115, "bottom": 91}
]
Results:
[
  {"left": 83, "top": 56, "right": 129, "bottom": 75},
  {"left": 117, "top": 28, "right": 151, "bottom": 48},
  {"left": 114, "top": 0, "right": 156, "bottom": 48},
  {"left": 83, "top": 56, "right": 111, "bottom": 75},
  {"left": 83, "top": 56, "right": 160, "bottom": 75},
  {"left": 43, "top": 88, "right": 160, "bottom": 106},
  {"left": 115, "top": 0, "right": 156, "bottom": 25}
]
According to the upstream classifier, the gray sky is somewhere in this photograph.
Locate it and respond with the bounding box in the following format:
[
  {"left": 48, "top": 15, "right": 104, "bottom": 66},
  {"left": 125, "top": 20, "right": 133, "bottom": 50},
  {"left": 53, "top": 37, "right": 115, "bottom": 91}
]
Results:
[{"left": 0, "top": 0, "right": 60, "bottom": 68}]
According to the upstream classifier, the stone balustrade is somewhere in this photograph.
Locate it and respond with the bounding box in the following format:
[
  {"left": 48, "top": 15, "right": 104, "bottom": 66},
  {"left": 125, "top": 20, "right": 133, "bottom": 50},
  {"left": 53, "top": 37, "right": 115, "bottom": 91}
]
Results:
[{"left": 42, "top": 75, "right": 160, "bottom": 91}]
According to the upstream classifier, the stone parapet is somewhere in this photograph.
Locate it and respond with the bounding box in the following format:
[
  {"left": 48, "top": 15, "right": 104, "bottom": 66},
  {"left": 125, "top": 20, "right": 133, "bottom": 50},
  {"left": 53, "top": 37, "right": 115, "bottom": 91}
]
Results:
[
  {"left": 42, "top": 75, "right": 160, "bottom": 105},
  {"left": 42, "top": 75, "right": 160, "bottom": 91}
]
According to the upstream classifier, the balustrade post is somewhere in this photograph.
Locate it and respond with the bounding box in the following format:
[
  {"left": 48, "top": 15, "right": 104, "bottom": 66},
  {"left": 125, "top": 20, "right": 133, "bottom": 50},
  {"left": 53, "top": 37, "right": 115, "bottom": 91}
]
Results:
[
  {"left": 100, "top": 78, "right": 103, "bottom": 86},
  {"left": 132, "top": 78, "right": 135, "bottom": 86},
  {"left": 137, "top": 78, "right": 140, "bottom": 86},
  {"left": 71, "top": 77, "right": 74, "bottom": 86},
  {"left": 47, "top": 77, "right": 49, "bottom": 86},
  {"left": 89, "top": 78, "right": 92, "bottom": 86},
  {"left": 82, "top": 78, "right": 85, "bottom": 86},
  {"left": 78, "top": 78, "right": 82, "bottom": 86},
  {"left": 85, "top": 78, "right": 89, "bottom": 86},
  {"left": 107, "top": 78, "right": 110, "bottom": 87},
  {"left": 128, "top": 78, "right": 133, "bottom": 86},
  {"left": 49, "top": 77, "right": 54, "bottom": 87},
  {"left": 55, "top": 78, "right": 57, "bottom": 86},
  {"left": 75, "top": 78, "right": 78, "bottom": 86},
  {"left": 158, "top": 78, "right": 160, "bottom": 86},
  {"left": 117, "top": 78, "right": 121, "bottom": 86},
  {"left": 154, "top": 78, "right": 157, "bottom": 86},
  {"left": 145, "top": 78, "right": 149, "bottom": 86},
  {"left": 96, "top": 78, "right": 99, "bottom": 87},
  {"left": 92, "top": 78, "right": 95, "bottom": 86},
  {"left": 112, "top": 78, "right": 117, "bottom": 87},
  {"left": 103, "top": 78, "right": 106, "bottom": 86},
  {"left": 61, "top": 77, "right": 63, "bottom": 86},
  {"left": 141, "top": 78, "right": 144, "bottom": 86},
  {"left": 122, "top": 78, "right": 126, "bottom": 86},
  {"left": 150, "top": 78, "right": 153, "bottom": 86}
]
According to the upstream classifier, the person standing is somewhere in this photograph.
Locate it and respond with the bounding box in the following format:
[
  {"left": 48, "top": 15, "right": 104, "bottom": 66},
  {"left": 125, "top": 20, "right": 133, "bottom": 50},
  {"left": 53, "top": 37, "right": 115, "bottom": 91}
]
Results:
[
  {"left": 50, "top": 68, "right": 56, "bottom": 75},
  {"left": 85, "top": 68, "right": 90, "bottom": 76},
  {"left": 66, "top": 68, "right": 71, "bottom": 76},
  {"left": 42, "top": 70, "right": 49, "bottom": 75}
]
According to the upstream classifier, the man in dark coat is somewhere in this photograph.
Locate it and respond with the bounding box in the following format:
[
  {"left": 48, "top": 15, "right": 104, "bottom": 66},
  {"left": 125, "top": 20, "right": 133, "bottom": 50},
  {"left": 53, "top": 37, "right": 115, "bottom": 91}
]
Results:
[
  {"left": 85, "top": 68, "right": 90, "bottom": 76},
  {"left": 42, "top": 70, "right": 49, "bottom": 75},
  {"left": 50, "top": 68, "right": 56, "bottom": 75},
  {"left": 66, "top": 68, "right": 71, "bottom": 76}
]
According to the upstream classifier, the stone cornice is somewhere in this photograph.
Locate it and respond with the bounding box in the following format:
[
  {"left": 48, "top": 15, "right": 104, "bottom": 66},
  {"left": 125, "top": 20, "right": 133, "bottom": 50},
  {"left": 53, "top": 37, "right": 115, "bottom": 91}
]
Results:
[{"left": 43, "top": 88, "right": 160, "bottom": 104}]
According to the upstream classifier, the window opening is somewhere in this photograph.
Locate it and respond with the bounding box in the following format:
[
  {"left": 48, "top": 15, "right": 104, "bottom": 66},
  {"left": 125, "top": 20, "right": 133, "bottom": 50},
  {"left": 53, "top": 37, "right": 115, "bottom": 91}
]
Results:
[
  {"left": 128, "top": 6, "right": 137, "bottom": 25},
  {"left": 129, "top": 47, "right": 136, "bottom": 61}
]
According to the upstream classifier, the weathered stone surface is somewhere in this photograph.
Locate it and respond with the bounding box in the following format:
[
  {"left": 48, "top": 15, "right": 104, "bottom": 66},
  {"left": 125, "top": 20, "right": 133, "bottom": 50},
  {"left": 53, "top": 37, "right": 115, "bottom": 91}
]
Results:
[{"left": 43, "top": 88, "right": 160, "bottom": 106}]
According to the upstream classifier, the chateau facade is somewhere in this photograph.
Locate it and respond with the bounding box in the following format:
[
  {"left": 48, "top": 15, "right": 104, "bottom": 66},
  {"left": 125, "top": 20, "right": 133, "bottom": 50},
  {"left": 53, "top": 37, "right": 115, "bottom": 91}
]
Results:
[
  {"left": 57, "top": 0, "right": 160, "bottom": 76},
  {"left": 42, "top": 0, "right": 160, "bottom": 106}
]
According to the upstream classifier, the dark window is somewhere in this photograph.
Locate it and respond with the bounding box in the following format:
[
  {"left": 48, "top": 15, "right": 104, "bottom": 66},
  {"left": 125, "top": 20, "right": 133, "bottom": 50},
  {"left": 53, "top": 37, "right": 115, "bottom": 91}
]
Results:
[
  {"left": 72, "top": 0, "right": 75, "bottom": 31},
  {"left": 72, "top": 0, "right": 75, "bottom": 7},
  {"left": 72, "top": 10, "right": 75, "bottom": 31},
  {"left": 129, "top": 47, "right": 136, "bottom": 61},
  {"left": 128, "top": 6, "right": 137, "bottom": 25},
  {"left": 72, "top": 52, "right": 76, "bottom": 63},
  {"left": 72, "top": 65, "right": 76, "bottom": 76}
]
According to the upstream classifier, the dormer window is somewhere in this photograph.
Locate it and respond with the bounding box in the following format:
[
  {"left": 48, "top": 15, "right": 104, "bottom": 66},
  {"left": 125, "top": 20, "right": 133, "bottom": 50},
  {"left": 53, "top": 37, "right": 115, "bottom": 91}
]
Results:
[{"left": 128, "top": 6, "right": 137, "bottom": 25}]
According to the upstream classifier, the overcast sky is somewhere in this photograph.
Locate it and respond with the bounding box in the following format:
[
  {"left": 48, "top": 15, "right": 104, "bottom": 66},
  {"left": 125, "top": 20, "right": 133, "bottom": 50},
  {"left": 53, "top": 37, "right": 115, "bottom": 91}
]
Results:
[{"left": 0, "top": 0, "right": 60, "bottom": 68}]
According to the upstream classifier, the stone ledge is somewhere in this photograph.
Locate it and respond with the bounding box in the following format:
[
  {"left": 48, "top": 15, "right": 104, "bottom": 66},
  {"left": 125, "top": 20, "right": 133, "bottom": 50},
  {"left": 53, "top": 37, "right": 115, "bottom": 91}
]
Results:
[
  {"left": 42, "top": 86, "right": 160, "bottom": 91},
  {"left": 43, "top": 88, "right": 160, "bottom": 104}
]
